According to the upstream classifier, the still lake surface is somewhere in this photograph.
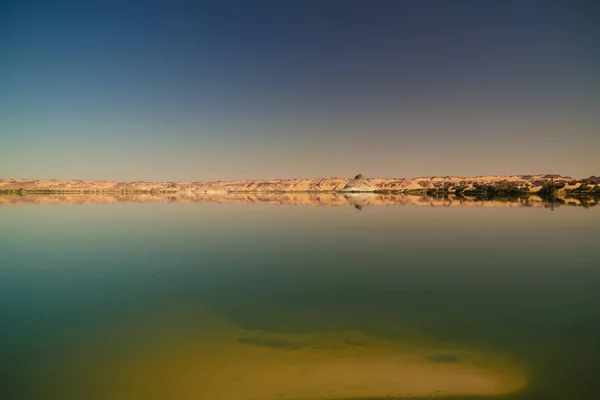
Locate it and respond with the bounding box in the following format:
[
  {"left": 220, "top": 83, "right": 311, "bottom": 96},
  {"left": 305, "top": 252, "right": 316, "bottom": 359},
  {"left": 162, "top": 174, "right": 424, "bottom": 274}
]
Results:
[{"left": 1, "top": 195, "right": 599, "bottom": 400}]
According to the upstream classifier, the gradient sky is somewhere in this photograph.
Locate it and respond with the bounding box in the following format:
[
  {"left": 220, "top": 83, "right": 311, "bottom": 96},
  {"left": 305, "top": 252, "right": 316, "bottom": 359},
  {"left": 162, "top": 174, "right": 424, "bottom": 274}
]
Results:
[{"left": 1, "top": 0, "right": 599, "bottom": 181}]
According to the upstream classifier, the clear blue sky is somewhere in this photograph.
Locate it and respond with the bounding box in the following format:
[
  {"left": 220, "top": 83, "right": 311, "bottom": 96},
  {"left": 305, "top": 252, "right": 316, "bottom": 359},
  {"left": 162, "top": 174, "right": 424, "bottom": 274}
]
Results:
[{"left": 1, "top": 0, "right": 598, "bottom": 181}]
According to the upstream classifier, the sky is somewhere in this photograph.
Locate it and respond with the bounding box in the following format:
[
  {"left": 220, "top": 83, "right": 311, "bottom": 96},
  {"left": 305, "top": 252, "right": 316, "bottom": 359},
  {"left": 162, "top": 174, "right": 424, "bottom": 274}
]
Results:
[{"left": 1, "top": 0, "right": 599, "bottom": 181}]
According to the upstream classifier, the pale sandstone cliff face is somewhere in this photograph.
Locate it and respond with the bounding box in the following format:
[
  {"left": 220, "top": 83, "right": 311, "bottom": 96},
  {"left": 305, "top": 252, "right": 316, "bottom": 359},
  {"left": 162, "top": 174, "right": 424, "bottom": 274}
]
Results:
[{"left": 0, "top": 174, "right": 584, "bottom": 193}]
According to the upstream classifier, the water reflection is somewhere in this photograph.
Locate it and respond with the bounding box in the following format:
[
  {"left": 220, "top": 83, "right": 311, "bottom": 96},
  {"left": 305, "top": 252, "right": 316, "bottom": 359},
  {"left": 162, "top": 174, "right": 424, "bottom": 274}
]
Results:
[{"left": 1, "top": 192, "right": 598, "bottom": 208}]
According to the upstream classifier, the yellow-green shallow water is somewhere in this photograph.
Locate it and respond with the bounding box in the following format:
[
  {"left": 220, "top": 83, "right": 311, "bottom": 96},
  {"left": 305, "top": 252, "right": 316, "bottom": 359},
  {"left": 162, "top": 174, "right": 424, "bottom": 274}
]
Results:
[{"left": 1, "top": 196, "right": 599, "bottom": 399}]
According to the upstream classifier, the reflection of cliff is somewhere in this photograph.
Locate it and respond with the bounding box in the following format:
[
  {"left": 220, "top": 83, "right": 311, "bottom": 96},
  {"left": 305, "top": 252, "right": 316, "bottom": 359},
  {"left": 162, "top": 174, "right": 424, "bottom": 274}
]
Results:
[
  {"left": 1, "top": 193, "right": 596, "bottom": 208},
  {"left": 343, "top": 193, "right": 378, "bottom": 210}
]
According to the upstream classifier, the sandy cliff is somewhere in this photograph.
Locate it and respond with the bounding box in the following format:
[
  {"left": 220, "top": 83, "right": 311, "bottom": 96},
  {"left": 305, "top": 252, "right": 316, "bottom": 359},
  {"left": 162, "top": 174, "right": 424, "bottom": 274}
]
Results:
[{"left": 0, "top": 174, "right": 589, "bottom": 194}]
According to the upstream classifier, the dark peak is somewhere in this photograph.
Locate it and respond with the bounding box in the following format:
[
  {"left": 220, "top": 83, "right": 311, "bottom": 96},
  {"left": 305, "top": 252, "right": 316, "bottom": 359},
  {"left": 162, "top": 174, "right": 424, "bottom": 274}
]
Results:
[
  {"left": 354, "top": 173, "right": 364, "bottom": 180},
  {"left": 588, "top": 176, "right": 600, "bottom": 184}
]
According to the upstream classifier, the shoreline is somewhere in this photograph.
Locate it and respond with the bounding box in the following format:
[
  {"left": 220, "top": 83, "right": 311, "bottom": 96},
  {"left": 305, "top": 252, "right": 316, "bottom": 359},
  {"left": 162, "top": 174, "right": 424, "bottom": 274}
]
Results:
[{"left": 1, "top": 174, "right": 598, "bottom": 196}]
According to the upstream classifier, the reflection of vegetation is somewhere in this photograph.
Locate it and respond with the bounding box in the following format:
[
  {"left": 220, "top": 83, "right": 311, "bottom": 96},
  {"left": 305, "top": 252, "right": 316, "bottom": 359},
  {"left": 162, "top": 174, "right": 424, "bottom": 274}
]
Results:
[
  {"left": 0, "top": 188, "right": 25, "bottom": 196},
  {"left": 579, "top": 197, "right": 591, "bottom": 208},
  {"left": 565, "top": 195, "right": 599, "bottom": 209},
  {"left": 542, "top": 197, "right": 566, "bottom": 209},
  {"left": 423, "top": 193, "right": 593, "bottom": 209},
  {"left": 374, "top": 190, "right": 403, "bottom": 194}
]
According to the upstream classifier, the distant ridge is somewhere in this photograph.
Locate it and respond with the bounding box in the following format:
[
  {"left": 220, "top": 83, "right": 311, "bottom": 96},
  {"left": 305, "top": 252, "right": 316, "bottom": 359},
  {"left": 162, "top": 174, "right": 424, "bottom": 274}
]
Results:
[{"left": 1, "top": 174, "right": 597, "bottom": 194}]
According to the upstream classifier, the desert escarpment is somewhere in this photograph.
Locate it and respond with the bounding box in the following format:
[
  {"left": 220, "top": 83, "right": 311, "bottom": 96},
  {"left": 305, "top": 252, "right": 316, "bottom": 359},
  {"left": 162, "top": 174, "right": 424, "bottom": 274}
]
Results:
[{"left": 1, "top": 174, "right": 596, "bottom": 195}]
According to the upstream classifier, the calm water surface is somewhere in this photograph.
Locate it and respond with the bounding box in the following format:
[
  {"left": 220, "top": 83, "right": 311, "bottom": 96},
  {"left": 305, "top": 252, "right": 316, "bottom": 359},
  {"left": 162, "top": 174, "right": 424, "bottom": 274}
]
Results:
[{"left": 1, "top": 196, "right": 599, "bottom": 400}]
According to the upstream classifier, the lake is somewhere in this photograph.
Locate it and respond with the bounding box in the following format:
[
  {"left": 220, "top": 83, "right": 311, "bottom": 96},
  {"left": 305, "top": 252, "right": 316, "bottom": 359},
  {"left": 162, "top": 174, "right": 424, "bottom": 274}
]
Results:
[{"left": 1, "top": 194, "right": 599, "bottom": 400}]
